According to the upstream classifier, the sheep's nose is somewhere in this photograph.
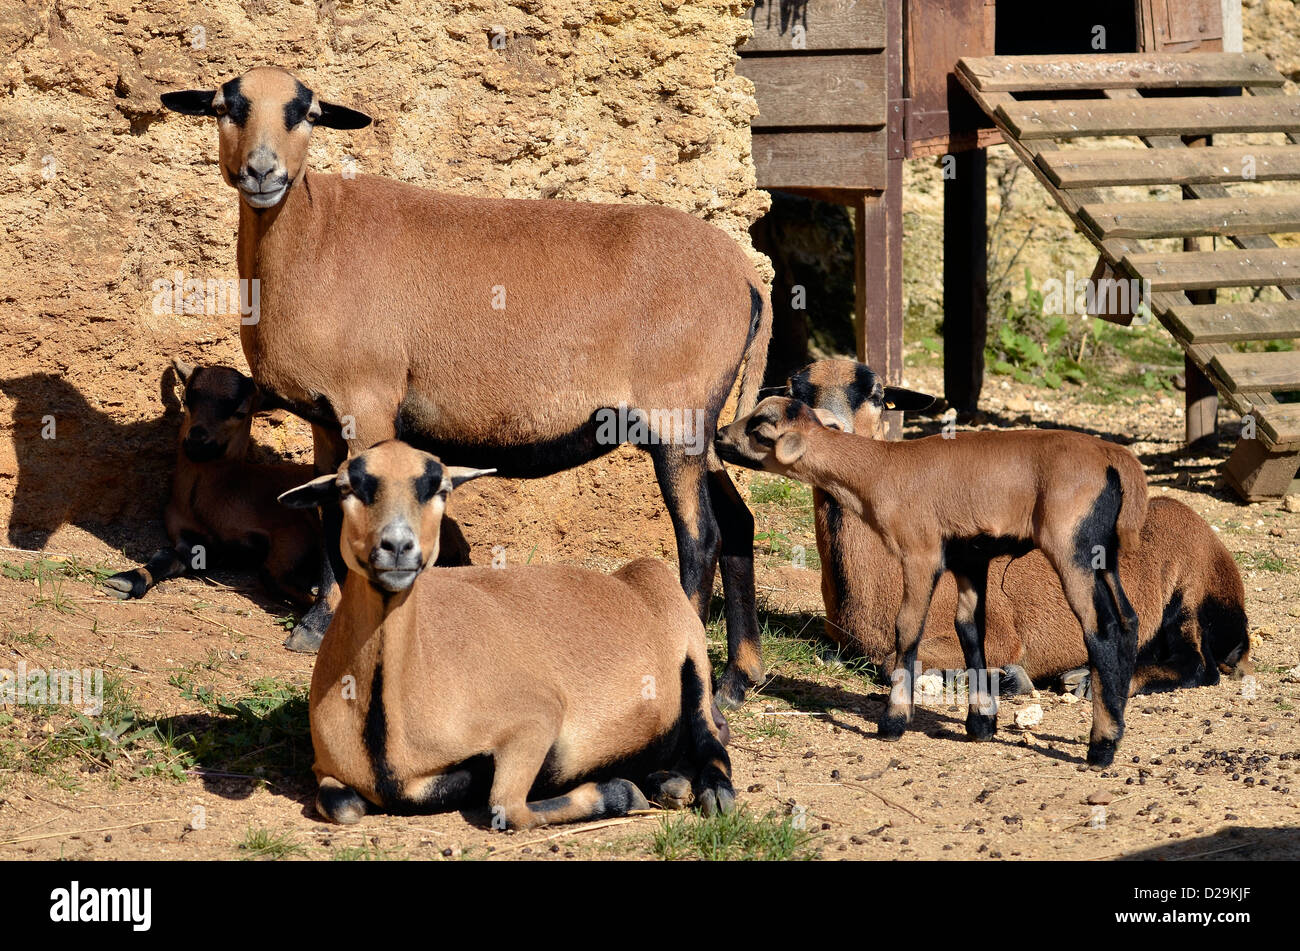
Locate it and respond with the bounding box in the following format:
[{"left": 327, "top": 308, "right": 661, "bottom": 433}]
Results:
[
  {"left": 374, "top": 523, "right": 418, "bottom": 564},
  {"left": 245, "top": 150, "right": 277, "bottom": 183}
]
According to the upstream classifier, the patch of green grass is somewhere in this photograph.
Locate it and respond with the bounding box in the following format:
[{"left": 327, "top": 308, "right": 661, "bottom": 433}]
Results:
[
  {"left": 164, "top": 676, "right": 312, "bottom": 779},
  {"left": 747, "top": 475, "right": 818, "bottom": 565},
  {"left": 239, "top": 826, "right": 306, "bottom": 860},
  {"left": 1, "top": 555, "right": 115, "bottom": 586},
  {"left": 730, "top": 712, "right": 791, "bottom": 742},
  {"left": 0, "top": 623, "right": 53, "bottom": 649},
  {"left": 980, "top": 268, "right": 1185, "bottom": 401},
  {"left": 749, "top": 475, "right": 807, "bottom": 506},
  {"left": 8, "top": 673, "right": 310, "bottom": 787},
  {"left": 705, "top": 607, "right": 880, "bottom": 716},
  {"left": 331, "top": 841, "right": 407, "bottom": 861},
  {"left": 0, "top": 555, "right": 118, "bottom": 616},
  {"left": 651, "top": 806, "right": 818, "bottom": 861},
  {"left": 1234, "top": 551, "right": 1293, "bottom": 573}
]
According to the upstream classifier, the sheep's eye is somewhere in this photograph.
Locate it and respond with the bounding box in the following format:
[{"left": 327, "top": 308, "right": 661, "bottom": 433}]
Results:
[{"left": 213, "top": 102, "right": 229, "bottom": 118}]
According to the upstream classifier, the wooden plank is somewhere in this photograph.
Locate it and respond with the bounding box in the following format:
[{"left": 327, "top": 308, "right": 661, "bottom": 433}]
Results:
[
  {"left": 1123, "top": 248, "right": 1300, "bottom": 291},
  {"left": 737, "top": 54, "right": 886, "bottom": 129},
  {"left": 742, "top": 0, "right": 885, "bottom": 54},
  {"left": 1080, "top": 196, "right": 1300, "bottom": 240},
  {"left": 1038, "top": 146, "right": 1300, "bottom": 189},
  {"left": 1255, "top": 402, "right": 1300, "bottom": 449},
  {"left": 750, "top": 130, "right": 886, "bottom": 190},
  {"left": 1210, "top": 350, "right": 1300, "bottom": 393},
  {"left": 957, "top": 52, "right": 1280, "bottom": 93},
  {"left": 997, "top": 96, "right": 1300, "bottom": 140},
  {"left": 1166, "top": 301, "right": 1300, "bottom": 343}
]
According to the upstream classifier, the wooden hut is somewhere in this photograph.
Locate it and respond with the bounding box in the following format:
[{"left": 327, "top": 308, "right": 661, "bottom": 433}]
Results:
[{"left": 738, "top": 1, "right": 1300, "bottom": 499}]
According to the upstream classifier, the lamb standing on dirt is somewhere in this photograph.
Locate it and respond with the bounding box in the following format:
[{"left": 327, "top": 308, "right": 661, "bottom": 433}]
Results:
[
  {"left": 787, "top": 358, "right": 1251, "bottom": 696},
  {"left": 279, "top": 440, "right": 735, "bottom": 828},
  {"left": 716, "top": 396, "right": 1149, "bottom": 767},
  {"left": 159, "top": 66, "right": 772, "bottom": 709}
]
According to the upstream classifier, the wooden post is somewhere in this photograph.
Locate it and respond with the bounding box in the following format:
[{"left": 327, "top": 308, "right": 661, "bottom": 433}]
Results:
[
  {"left": 1184, "top": 352, "right": 1219, "bottom": 448},
  {"left": 856, "top": 185, "right": 904, "bottom": 440},
  {"left": 1183, "top": 135, "right": 1220, "bottom": 447},
  {"left": 863, "top": 0, "right": 904, "bottom": 440},
  {"left": 943, "top": 148, "right": 988, "bottom": 413}
]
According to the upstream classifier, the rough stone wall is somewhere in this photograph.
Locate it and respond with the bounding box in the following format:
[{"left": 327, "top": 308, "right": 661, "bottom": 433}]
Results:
[{"left": 0, "top": 0, "right": 768, "bottom": 566}]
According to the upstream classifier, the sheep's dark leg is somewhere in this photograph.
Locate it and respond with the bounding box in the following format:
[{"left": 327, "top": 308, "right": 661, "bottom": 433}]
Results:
[
  {"left": 284, "top": 425, "right": 349, "bottom": 653},
  {"left": 102, "top": 533, "right": 201, "bottom": 600},
  {"left": 881, "top": 550, "right": 942, "bottom": 739},
  {"left": 707, "top": 450, "right": 762, "bottom": 709},
  {"left": 649, "top": 445, "right": 725, "bottom": 679},
  {"left": 951, "top": 558, "right": 996, "bottom": 740}
]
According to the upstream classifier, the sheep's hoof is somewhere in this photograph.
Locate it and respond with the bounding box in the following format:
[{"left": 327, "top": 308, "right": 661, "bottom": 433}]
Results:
[
  {"left": 644, "top": 771, "right": 694, "bottom": 810},
  {"left": 878, "top": 713, "right": 909, "bottom": 741},
  {"left": 102, "top": 572, "right": 144, "bottom": 600},
  {"left": 715, "top": 665, "right": 756, "bottom": 711},
  {"left": 596, "top": 779, "right": 648, "bottom": 818},
  {"left": 965, "top": 711, "right": 997, "bottom": 741},
  {"left": 1060, "top": 667, "right": 1092, "bottom": 699},
  {"left": 1086, "top": 737, "right": 1119, "bottom": 769},
  {"left": 696, "top": 777, "right": 736, "bottom": 818},
  {"left": 316, "top": 780, "right": 367, "bottom": 824},
  {"left": 283, "top": 628, "right": 323, "bottom": 653},
  {"left": 998, "top": 664, "right": 1034, "bottom": 696}
]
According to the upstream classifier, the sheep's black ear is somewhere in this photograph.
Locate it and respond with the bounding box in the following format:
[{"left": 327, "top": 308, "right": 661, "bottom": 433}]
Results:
[
  {"left": 160, "top": 90, "right": 218, "bottom": 117},
  {"left": 278, "top": 474, "right": 341, "bottom": 509},
  {"left": 882, "top": 386, "right": 937, "bottom": 413},
  {"left": 316, "top": 101, "right": 373, "bottom": 130}
]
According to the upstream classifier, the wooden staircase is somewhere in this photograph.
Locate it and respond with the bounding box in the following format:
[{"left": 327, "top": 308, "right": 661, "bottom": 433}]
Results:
[{"left": 957, "top": 52, "right": 1300, "bottom": 499}]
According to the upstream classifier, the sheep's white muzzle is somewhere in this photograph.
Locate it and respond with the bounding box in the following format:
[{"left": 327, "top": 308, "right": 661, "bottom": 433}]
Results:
[{"left": 240, "top": 181, "right": 288, "bottom": 208}]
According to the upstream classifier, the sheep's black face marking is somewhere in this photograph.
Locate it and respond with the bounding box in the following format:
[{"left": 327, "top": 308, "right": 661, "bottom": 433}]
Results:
[
  {"left": 413, "top": 459, "right": 446, "bottom": 504},
  {"left": 219, "top": 78, "right": 250, "bottom": 126},
  {"left": 283, "top": 80, "right": 314, "bottom": 130},
  {"left": 849, "top": 364, "right": 885, "bottom": 412},
  {"left": 345, "top": 457, "right": 379, "bottom": 506}
]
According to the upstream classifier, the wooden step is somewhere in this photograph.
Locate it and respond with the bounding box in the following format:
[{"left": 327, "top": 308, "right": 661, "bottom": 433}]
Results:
[
  {"left": 1081, "top": 196, "right": 1300, "bottom": 240},
  {"left": 998, "top": 96, "right": 1300, "bottom": 140},
  {"left": 1038, "top": 146, "right": 1300, "bottom": 189},
  {"left": 1211, "top": 350, "right": 1300, "bottom": 393},
  {"left": 958, "top": 52, "right": 1282, "bottom": 93},
  {"left": 1123, "top": 248, "right": 1300, "bottom": 292},
  {"left": 1253, "top": 402, "right": 1300, "bottom": 450},
  {"left": 1166, "top": 301, "right": 1300, "bottom": 343}
]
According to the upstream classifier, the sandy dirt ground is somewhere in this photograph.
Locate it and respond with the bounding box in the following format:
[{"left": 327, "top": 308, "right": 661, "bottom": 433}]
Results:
[{"left": 1, "top": 364, "right": 1296, "bottom": 862}]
